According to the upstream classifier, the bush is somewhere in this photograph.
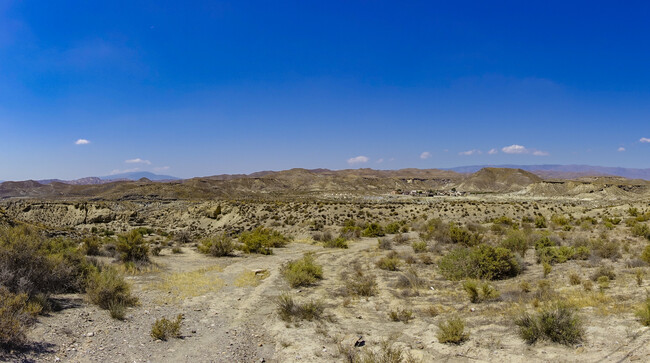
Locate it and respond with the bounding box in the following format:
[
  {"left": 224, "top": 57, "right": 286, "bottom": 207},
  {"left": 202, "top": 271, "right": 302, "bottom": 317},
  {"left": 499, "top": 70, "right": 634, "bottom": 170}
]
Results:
[
  {"left": 439, "top": 244, "right": 521, "bottom": 281},
  {"left": 197, "top": 234, "right": 234, "bottom": 257},
  {"left": 500, "top": 230, "right": 529, "bottom": 257},
  {"left": 116, "top": 230, "right": 150, "bottom": 263},
  {"left": 591, "top": 238, "right": 620, "bottom": 260},
  {"left": 281, "top": 253, "right": 323, "bottom": 288},
  {"left": 82, "top": 236, "right": 102, "bottom": 256},
  {"left": 515, "top": 303, "right": 584, "bottom": 345},
  {"left": 377, "top": 237, "right": 392, "bottom": 250},
  {"left": 384, "top": 222, "right": 401, "bottom": 234},
  {"left": 411, "top": 241, "right": 428, "bottom": 253},
  {"left": 0, "top": 287, "right": 35, "bottom": 348},
  {"left": 636, "top": 297, "right": 650, "bottom": 326},
  {"left": 340, "top": 220, "right": 362, "bottom": 239},
  {"left": 463, "top": 280, "right": 499, "bottom": 303},
  {"left": 86, "top": 266, "right": 138, "bottom": 312},
  {"left": 388, "top": 308, "right": 413, "bottom": 323},
  {"left": 376, "top": 253, "right": 401, "bottom": 271},
  {"left": 276, "top": 293, "right": 324, "bottom": 322},
  {"left": 590, "top": 265, "right": 616, "bottom": 281},
  {"left": 395, "top": 268, "right": 425, "bottom": 290},
  {"left": 239, "top": 227, "right": 290, "bottom": 255},
  {"left": 534, "top": 215, "right": 547, "bottom": 228},
  {"left": 536, "top": 246, "right": 575, "bottom": 264},
  {"left": 323, "top": 236, "right": 349, "bottom": 248},
  {"left": 631, "top": 223, "right": 650, "bottom": 239},
  {"left": 151, "top": 314, "right": 183, "bottom": 340},
  {"left": 642, "top": 245, "right": 650, "bottom": 264},
  {"left": 449, "top": 223, "right": 483, "bottom": 246},
  {"left": 362, "top": 223, "right": 385, "bottom": 237},
  {"left": 437, "top": 316, "right": 469, "bottom": 344},
  {"left": 343, "top": 264, "right": 377, "bottom": 297}
]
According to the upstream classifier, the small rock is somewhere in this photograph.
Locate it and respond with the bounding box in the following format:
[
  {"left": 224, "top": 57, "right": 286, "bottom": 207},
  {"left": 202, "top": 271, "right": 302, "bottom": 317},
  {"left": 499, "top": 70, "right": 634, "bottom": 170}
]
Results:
[{"left": 86, "top": 332, "right": 95, "bottom": 337}]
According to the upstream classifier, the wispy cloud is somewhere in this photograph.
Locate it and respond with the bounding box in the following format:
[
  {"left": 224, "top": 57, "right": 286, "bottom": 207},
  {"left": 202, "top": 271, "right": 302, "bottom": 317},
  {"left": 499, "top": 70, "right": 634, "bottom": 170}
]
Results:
[
  {"left": 501, "top": 144, "right": 549, "bottom": 156},
  {"left": 459, "top": 149, "right": 482, "bottom": 156},
  {"left": 617, "top": 147, "right": 626, "bottom": 152},
  {"left": 376, "top": 158, "right": 384, "bottom": 164},
  {"left": 501, "top": 144, "right": 528, "bottom": 154},
  {"left": 420, "top": 151, "right": 432, "bottom": 159},
  {"left": 641, "top": 137, "right": 650, "bottom": 143},
  {"left": 153, "top": 166, "right": 170, "bottom": 172},
  {"left": 125, "top": 158, "right": 151, "bottom": 165},
  {"left": 487, "top": 148, "right": 499, "bottom": 155},
  {"left": 347, "top": 156, "right": 369, "bottom": 165},
  {"left": 75, "top": 139, "right": 90, "bottom": 145}
]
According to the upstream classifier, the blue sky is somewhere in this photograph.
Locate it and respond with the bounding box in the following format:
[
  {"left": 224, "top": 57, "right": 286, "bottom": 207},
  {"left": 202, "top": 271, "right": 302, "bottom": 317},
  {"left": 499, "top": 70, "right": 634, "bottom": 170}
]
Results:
[{"left": 1, "top": 0, "right": 649, "bottom": 180}]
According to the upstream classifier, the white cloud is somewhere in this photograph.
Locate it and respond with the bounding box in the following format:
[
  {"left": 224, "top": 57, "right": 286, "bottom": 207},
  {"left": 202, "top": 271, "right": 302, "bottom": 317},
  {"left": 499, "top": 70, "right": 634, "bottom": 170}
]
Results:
[
  {"left": 420, "top": 151, "right": 432, "bottom": 159},
  {"left": 153, "top": 166, "right": 170, "bottom": 172},
  {"left": 75, "top": 139, "right": 90, "bottom": 145},
  {"left": 501, "top": 144, "right": 548, "bottom": 156},
  {"left": 641, "top": 137, "right": 650, "bottom": 143},
  {"left": 347, "top": 156, "right": 369, "bottom": 165},
  {"left": 617, "top": 147, "right": 626, "bottom": 152},
  {"left": 125, "top": 158, "right": 151, "bottom": 165},
  {"left": 501, "top": 144, "right": 528, "bottom": 154},
  {"left": 488, "top": 148, "right": 499, "bottom": 155},
  {"left": 376, "top": 158, "right": 384, "bottom": 164},
  {"left": 459, "top": 149, "right": 482, "bottom": 156}
]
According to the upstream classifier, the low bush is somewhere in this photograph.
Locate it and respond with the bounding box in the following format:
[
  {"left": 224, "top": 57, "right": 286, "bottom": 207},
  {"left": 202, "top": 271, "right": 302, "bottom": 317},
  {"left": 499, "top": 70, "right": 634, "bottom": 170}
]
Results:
[
  {"left": 323, "top": 236, "right": 348, "bottom": 248},
  {"left": 631, "top": 223, "right": 650, "bottom": 239},
  {"left": 439, "top": 244, "right": 520, "bottom": 281},
  {"left": 514, "top": 303, "right": 584, "bottom": 345},
  {"left": 116, "top": 230, "right": 150, "bottom": 263},
  {"left": 500, "top": 230, "right": 529, "bottom": 257},
  {"left": 395, "top": 268, "right": 425, "bottom": 290},
  {"left": 362, "top": 223, "right": 385, "bottom": 237},
  {"left": 85, "top": 266, "right": 138, "bottom": 313},
  {"left": 276, "top": 293, "right": 325, "bottom": 322},
  {"left": 197, "top": 234, "right": 234, "bottom": 257},
  {"left": 641, "top": 245, "right": 650, "bottom": 264},
  {"left": 534, "top": 215, "right": 547, "bottom": 228},
  {"left": 463, "top": 280, "right": 499, "bottom": 303},
  {"left": 437, "top": 316, "right": 469, "bottom": 344},
  {"left": 239, "top": 227, "right": 290, "bottom": 255},
  {"left": 411, "top": 240, "right": 428, "bottom": 253},
  {"left": 376, "top": 252, "right": 400, "bottom": 271},
  {"left": 0, "top": 287, "right": 36, "bottom": 348},
  {"left": 82, "top": 236, "right": 102, "bottom": 256},
  {"left": 636, "top": 297, "right": 650, "bottom": 326},
  {"left": 281, "top": 253, "right": 323, "bottom": 288},
  {"left": 388, "top": 308, "right": 413, "bottom": 323},
  {"left": 590, "top": 265, "right": 616, "bottom": 281},
  {"left": 151, "top": 314, "right": 183, "bottom": 340},
  {"left": 377, "top": 237, "right": 392, "bottom": 250},
  {"left": 343, "top": 264, "right": 378, "bottom": 297},
  {"left": 384, "top": 222, "right": 401, "bottom": 234}
]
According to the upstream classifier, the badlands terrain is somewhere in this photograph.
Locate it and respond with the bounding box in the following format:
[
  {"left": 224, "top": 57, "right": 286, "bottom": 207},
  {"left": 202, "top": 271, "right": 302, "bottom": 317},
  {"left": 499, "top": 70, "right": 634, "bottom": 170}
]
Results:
[{"left": 1, "top": 167, "right": 650, "bottom": 362}]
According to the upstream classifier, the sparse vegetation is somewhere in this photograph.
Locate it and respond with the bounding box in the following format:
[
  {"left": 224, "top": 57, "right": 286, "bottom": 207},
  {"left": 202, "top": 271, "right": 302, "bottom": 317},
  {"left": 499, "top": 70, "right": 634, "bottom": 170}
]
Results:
[
  {"left": 437, "top": 316, "right": 469, "bottom": 344},
  {"left": 515, "top": 303, "right": 584, "bottom": 346},
  {"left": 151, "top": 314, "right": 183, "bottom": 340},
  {"left": 116, "top": 230, "right": 150, "bottom": 263},
  {"left": 239, "top": 227, "right": 290, "bottom": 254},
  {"left": 276, "top": 293, "right": 325, "bottom": 322},
  {"left": 438, "top": 244, "right": 520, "bottom": 280},
  {"left": 198, "top": 233, "right": 235, "bottom": 257},
  {"left": 281, "top": 253, "right": 323, "bottom": 288}
]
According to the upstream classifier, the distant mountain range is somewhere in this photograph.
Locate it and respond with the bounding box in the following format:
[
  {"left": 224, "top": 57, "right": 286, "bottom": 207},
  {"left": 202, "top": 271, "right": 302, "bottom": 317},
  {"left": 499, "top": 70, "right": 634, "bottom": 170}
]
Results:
[
  {"left": 446, "top": 165, "right": 650, "bottom": 180},
  {"left": 36, "top": 172, "right": 180, "bottom": 185}
]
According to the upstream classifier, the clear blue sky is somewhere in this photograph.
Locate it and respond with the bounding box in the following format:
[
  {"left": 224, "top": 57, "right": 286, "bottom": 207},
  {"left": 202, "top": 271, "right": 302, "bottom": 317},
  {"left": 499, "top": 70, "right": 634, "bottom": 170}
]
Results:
[{"left": 1, "top": 0, "right": 649, "bottom": 180}]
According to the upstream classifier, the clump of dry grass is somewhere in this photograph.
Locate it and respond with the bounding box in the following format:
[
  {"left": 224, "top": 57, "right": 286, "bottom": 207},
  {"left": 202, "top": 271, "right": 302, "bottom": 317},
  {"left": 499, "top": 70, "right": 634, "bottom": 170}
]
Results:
[
  {"left": 514, "top": 302, "right": 584, "bottom": 346},
  {"left": 437, "top": 316, "right": 469, "bottom": 344},
  {"left": 151, "top": 314, "right": 183, "bottom": 340},
  {"left": 276, "top": 293, "right": 325, "bottom": 322},
  {"left": 147, "top": 265, "right": 224, "bottom": 303},
  {"left": 281, "top": 253, "right": 323, "bottom": 288},
  {"left": 234, "top": 269, "right": 270, "bottom": 287}
]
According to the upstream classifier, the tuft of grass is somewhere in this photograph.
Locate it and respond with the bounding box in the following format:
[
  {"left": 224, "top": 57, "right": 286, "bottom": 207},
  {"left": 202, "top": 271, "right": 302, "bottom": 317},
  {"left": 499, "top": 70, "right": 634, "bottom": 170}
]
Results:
[
  {"left": 376, "top": 252, "right": 401, "bottom": 271},
  {"left": 85, "top": 266, "right": 138, "bottom": 315},
  {"left": 234, "top": 269, "right": 269, "bottom": 287},
  {"left": 147, "top": 265, "right": 224, "bottom": 303},
  {"left": 281, "top": 253, "right": 323, "bottom": 288},
  {"left": 343, "top": 263, "right": 378, "bottom": 297},
  {"left": 0, "top": 287, "right": 35, "bottom": 348},
  {"left": 591, "top": 265, "right": 616, "bottom": 281},
  {"left": 353, "top": 341, "right": 417, "bottom": 363},
  {"left": 437, "top": 316, "right": 469, "bottom": 344},
  {"left": 514, "top": 302, "right": 584, "bottom": 346},
  {"left": 568, "top": 272, "right": 581, "bottom": 285},
  {"left": 463, "top": 280, "right": 499, "bottom": 303},
  {"left": 323, "top": 236, "right": 349, "bottom": 249},
  {"left": 151, "top": 314, "right": 183, "bottom": 340},
  {"left": 411, "top": 241, "right": 428, "bottom": 253},
  {"left": 395, "top": 268, "right": 425, "bottom": 290}
]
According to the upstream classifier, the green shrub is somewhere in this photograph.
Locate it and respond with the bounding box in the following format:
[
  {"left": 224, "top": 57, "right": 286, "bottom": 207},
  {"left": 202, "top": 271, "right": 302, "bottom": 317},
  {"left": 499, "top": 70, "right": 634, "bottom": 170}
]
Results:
[
  {"left": 449, "top": 223, "right": 483, "bottom": 246},
  {"left": 551, "top": 214, "right": 570, "bottom": 227},
  {"left": 276, "top": 293, "right": 324, "bottom": 322},
  {"left": 377, "top": 237, "right": 392, "bottom": 250},
  {"left": 534, "top": 215, "right": 547, "bottom": 228},
  {"left": 197, "top": 234, "right": 234, "bottom": 257},
  {"left": 537, "top": 246, "right": 575, "bottom": 264},
  {"left": 591, "top": 238, "right": 620, "bottom": 259},
  {"left": 632, "top": 223, "right": 650, "bottom": 239},
  {"left": 323, "top": 236, "right": 348, "bottom": 248},
  {"left": 340, "top": 220, "right": 362, "bottom": 239},
  {"left": 437, "top": 316, "right": 469, "bottom": 344},
  {"left": 376, "top": 253, "right": 401, "bottom": 271},
  {"left": 82, "top": 236, "right": 102, "bottom": 256},
  {"left": 463, "top": 280, "right": 500, "bottom": 303},
  {"left": 515, "top": 303, "right": 584, "bottom": 345},
  {"left": 411, "top": 240, "right": 428, "bottom": 253},
  {"left": 281, "top": 253, "right": 323, "bottom": 288},
  {"left": 151, "top": 314, "right": 183, "bottom": 340},
  {"left": 590, "top": 265, "right": 616, "bottom": 281},
  {"left": 439, "top": 244, "right": 520, "bottom": 280},
  {"left": 395, "top": 268, "right": 425, "bottom": 290},
  {"left": 239, "top": 227, "right": 290, "bottom": 255},
  {"left": 384, "top": 222, "right": 401, "bottom": 234},
  {"left": 116, "top": 230, "right": 149, "bottom": 263},
  {"left": 85, "top": 266, "right": 138, "bottom": 313},
  {"left": 642, "top": 245, "right": 650, "bottom": 264},
  {"left": 636, "top": 297, "right": 650, "bottom": 326},
  {"left": 500, "top": 230, "right": 529, "bottom": 257},
  {"left": 362, "top": 223, "right": 385, "bottom": 237}
]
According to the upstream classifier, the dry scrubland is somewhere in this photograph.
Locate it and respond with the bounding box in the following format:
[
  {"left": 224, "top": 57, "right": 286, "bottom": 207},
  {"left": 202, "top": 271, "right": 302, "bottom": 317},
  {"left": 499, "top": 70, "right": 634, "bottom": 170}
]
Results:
[{"left": 1, "top": 196, "right": 650, "bottom": 362}]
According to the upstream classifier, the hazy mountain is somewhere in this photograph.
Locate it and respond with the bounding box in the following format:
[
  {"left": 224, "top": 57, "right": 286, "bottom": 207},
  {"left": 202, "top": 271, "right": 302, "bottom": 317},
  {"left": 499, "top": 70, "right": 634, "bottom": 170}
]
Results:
[
  {"left": 98, "top": 171, "right": 180, "bottom": 181},
  {"left": 447, "top": 165, "right": 650, "bottom": 180}
]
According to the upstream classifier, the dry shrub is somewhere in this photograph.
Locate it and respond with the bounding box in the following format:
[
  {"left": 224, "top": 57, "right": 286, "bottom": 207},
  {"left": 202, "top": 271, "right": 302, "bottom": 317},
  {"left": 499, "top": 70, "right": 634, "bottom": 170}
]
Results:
[
  {"left": 116, "top": 230, "right": 150, "bottom": 263},
  {"left": 343, "top": 263, "right": 378, "bottom": 297},
  {"left": 197, "top": 233, "right": 234, "bottom": 257},
  {"left": 388, "top": 308, "right": 414, "bottom": 323},
  {"left": 86, "top": 266, "right": 138, "bottom": 314},
  {"left": 636, "top": 297, "right": 650, "bottom": 326},
  {"left": 151, "top": 314, "right": 183, "bottom": 340},
  {"left": 276, "top": 293, "right": 325, "bottom": 322},
  {"left": 0, "top": 287, "right": 36, "bottom": 348},
  {"left": 515, "top": 303, "right": 584, "bottom": 346},
  {"left": 437, "top": 316, "right": 469, "bottom": 344},
  {"left": 376, "top": 252, "right": 401, "bottom": 271},
  {"left": 239, "top": 227, "right": 290, "bottom": 255}
]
